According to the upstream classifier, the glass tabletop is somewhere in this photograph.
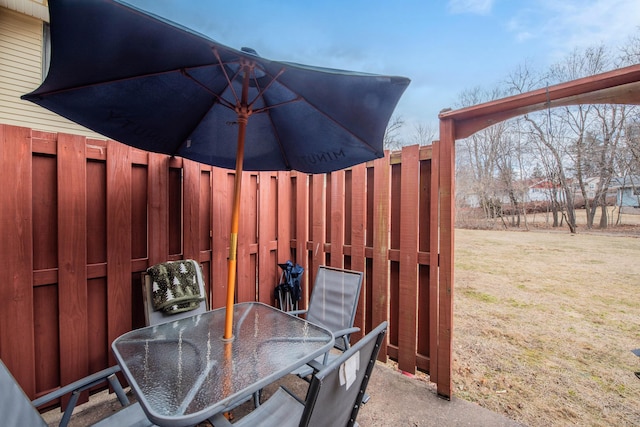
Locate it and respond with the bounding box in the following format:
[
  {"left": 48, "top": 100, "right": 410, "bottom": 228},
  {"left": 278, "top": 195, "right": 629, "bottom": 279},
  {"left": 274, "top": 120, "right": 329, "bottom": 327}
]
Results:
[{"left": 112, "top": 302, "right": 333, "bottom": 427}]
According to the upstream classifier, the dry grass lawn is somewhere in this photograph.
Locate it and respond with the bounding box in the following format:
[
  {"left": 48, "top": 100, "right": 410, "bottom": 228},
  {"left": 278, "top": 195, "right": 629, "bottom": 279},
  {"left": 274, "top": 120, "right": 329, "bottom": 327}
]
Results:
[{"left": 454, "top": 222, "right": 640, "bottom": 426}]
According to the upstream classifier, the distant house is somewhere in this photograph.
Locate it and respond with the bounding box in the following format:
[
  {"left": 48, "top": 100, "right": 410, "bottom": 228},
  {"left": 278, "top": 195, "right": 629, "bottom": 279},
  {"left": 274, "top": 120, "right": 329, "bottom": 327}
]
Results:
[
  {"left": 0, "top": 0, "right": 103, "bottom": 137},
  {"left": 526, "top": 179, "right": 563, "bottom": 203},
  {"left": 611, "top": 176, "right": 640, "bottom": 213}
]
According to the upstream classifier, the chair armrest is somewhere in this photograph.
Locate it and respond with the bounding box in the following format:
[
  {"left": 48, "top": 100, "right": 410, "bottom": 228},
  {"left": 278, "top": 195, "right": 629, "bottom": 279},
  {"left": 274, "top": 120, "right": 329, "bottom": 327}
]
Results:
[
  {"left": 333, "top": 326, "right": 360, "bottom": 340},
  {"left": 32, "top": 365, "right": 129, "bottom": 427}
]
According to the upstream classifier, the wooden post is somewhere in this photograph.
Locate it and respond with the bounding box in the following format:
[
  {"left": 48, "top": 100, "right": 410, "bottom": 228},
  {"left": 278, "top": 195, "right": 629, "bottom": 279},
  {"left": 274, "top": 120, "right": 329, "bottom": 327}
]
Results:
[{"left": 437, "top": 119, "right": 456, "bottom": 399}]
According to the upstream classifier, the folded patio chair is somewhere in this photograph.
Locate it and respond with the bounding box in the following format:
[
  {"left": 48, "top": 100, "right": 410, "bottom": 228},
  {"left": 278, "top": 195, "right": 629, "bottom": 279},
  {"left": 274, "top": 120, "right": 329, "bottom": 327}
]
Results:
[
  {"left": 210, "top": 321, "right": 387, "bottom": 427},
  {"left": 288, "top": 266, "right": 364, "bottom": 378},
  {"left": 0, "top": 360, "right": 154, "bottom": 427},
  {"left": 142, "top": 259, "right": 208, "bottom": 326},
  {"left": 275, "top": 261, "right": 303, "bottom": 312}
]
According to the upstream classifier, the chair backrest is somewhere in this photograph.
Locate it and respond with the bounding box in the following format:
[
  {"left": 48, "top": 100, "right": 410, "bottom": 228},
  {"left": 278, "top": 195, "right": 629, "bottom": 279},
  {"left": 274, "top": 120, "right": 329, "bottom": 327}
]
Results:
[
  {"left": 0, "top": 360, "right": 48, "bottom": 427},
  {"left": 300, "top": 321, "right": 387, "bottom": 427},
  {"left": 142, "top": 259, "right": 208, "bottom": 326},
  {"left": 306, "top": 266, "right": 363, "bottom": 350}
]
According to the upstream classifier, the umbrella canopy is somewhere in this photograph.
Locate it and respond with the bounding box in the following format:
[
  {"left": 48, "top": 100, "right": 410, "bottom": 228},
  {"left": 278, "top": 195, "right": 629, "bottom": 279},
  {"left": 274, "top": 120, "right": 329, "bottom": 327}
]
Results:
[{"left": 22, "top": 0, "right": 410, "bottom": 338}]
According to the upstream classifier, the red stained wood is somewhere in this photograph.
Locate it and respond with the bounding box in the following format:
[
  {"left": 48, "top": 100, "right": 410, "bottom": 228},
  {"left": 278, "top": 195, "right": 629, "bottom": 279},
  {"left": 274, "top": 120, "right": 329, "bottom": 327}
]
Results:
[
  {"left": 309, "top": 175, "right": 326, "bottom": 286},
  {"left": 417, "top": 150, "right": 432, "bottom": 368},
  {"left": 0, "top": 125, "right": 36, "bottom": 395},
  {"left": 294, "top": 173, "right": 309, "bottom": 307},
  {"left": 371, "top": 152, "right": 391, "bottom": 361},
  {"left": 33, "top": 285, "right": 59, "bottom": 397},
  {"left": 437, "top": 120, "right": 456, "bottom": 398},
  {"left": 237, "top": 172, "right": 258, "bottom": 302},
  {"left": 349, "top": 165, "right": 367, "bottom": 341},
  {"left": 398, "top": 145, "right": 419, "bottom": 373},
  {"left": 148, "top": 153, "right": 169, "bottom": 264},
  {"left": 168, "top": 167, "right": 182, "bottom": 256},
  {"left": 1, "top": 124, "right": 448, "bottom": 399},
  {"left": 429, "top": 141, "right": 441, "bottom": 383},
  {"left": 106, "top": 142, "right": 132, "bottom": 363},
  {"left": 183, "top": 159, "right": 201, "bottom": 261},
  {"left": 57, "top": 133, "right": 89, "bottom": 388},
  {"left": 258, "top": 172, "right": 278, "bottom": 304}
]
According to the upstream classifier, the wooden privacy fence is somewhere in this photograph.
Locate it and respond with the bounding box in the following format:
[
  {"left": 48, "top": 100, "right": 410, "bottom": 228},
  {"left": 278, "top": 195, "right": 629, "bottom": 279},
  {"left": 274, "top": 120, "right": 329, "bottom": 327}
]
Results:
[{"left": 0, "top": 124, "right": 452, "bottom": 401}]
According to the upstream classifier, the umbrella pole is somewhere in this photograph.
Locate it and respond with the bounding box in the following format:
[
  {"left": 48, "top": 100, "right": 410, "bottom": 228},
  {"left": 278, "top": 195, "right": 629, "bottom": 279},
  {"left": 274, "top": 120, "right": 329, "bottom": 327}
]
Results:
[
  {"left": 223, "top": 118, "right": 246, "bottom": 340},
  {"left": 223, "top": 69, "right": 250, "bottom": 340}
]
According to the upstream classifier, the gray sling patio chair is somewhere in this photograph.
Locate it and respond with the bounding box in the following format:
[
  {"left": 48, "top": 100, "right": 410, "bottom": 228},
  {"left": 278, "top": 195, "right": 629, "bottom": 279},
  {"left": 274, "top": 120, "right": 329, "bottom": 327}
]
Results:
[
  {"left": 288, "top": 266, "right": 364, "bottom": 378},
  {"left": 210, "top": 321, "right": 387, "bottom": 427},
  {"left": 0, "top": 360, "right": 154, "bottom": 427}
]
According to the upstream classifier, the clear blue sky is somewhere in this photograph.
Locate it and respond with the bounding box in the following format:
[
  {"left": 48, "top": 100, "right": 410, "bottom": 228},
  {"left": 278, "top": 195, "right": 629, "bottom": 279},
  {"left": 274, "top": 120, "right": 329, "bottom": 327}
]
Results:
[{"left": 124, "top": 0, "right": 640, "bottom": 142}]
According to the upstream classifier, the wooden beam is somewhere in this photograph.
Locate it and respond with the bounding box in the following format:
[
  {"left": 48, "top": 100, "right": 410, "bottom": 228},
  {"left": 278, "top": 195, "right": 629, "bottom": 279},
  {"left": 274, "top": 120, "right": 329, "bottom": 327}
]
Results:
[{"left": 440, "top": 64, "right": 640, "bottom": 139}]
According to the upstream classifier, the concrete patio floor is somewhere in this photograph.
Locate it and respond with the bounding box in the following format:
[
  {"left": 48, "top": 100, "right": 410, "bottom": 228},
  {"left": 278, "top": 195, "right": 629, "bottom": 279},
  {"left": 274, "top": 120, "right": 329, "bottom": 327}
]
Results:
[{"left": 43, "top": 362, "right": 526, "bottom": 426}]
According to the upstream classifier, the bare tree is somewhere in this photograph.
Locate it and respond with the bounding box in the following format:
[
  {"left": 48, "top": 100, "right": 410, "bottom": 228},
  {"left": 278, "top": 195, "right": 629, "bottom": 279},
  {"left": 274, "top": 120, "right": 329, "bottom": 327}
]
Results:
[
  {"left": 523, "top": 110, "right": 577, "bottom": 232},
  {"left": 619, "top": 28, "right": 640, "bottom": 66},
  {"left": 411, "top": 122, "right": 436, "bottom": 146},
  {"left": 384, "top": 115, "right": 405, "bottom": 150},
  {"left": 455, "top": 86, "right": 514, "bottom": 225}
]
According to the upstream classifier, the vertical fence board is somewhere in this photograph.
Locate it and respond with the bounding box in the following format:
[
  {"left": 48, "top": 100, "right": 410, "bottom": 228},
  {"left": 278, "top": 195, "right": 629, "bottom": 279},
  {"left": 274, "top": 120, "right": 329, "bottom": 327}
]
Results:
[
  {"left": 429, "top": 141, "right": 441, "bottom": 382},
  {"left": 88, "top": 278, "right": 108, "bottom": 373},
  {"left": 199, "top": 168, "right": 212, "bottom": 301},
  {"left": 276, "top": 171, "right": 292, "bottom": 266},
  {"left": 294, "top": 173, "right": 309, "bottom": 307},
  {"left": 131, "top": 161, "right": 148, "bottom": 261},
  {"left": 32, "top": 151, "right": 59, "bottom": 396},
  {"left": 57, "top": 133, "right": 89, "bottom": 386},
  {"left": 107, "top": 142, "right": 132, "bottom": 361},
  {"left": 329, "top": 170, "right": 345, "bottom": 268},
  {"left": 237, "top": 172, "right": 257, "bottom": 302},
  {"left": 33, "top": 285, "right": 59, "bottom": 395},
  {"left": 183, "top": 159, "right": 201, "bottom": 261},
  {"left": 148, "top": 154, "right": 169, "bottom": 264},
  {"left": 350, "top": 164, "right": 367, "bottom": 340},
  {"left": 309, "top": 175, "right": 326, "bottom": 282},
  {"left": 389, "top": 161, "right": 401, "bottom": 354},
  {"left": 87, "top": 155, "right": 107, "bottom": 375},
  {"left": 258, "top": 172, "right": 278, "bottom": 304},
  {"left": 210, "top": 168, "right": 234, "bottom": 308},
  {"left": 398, "top": 145, "right": 419, "bottom": 373},
  {"left": 438, "top": 121, "right": 456, "bottom": 397},
  {"left": 0, "top": 125, "right": 36, "bottom": 395},
  {"left": 417, "top": 150, "right": 432, "bottom": 371},
  {"left": 371, "top": 152, "right": 391, "bottom": 361},
  {"left": 168, "top": 165, "right": 183, "bottom": 257}
]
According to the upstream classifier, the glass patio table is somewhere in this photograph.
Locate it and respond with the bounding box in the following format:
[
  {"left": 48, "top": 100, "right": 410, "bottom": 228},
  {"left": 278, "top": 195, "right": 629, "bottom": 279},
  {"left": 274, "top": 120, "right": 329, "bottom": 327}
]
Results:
[{"left": 112, "top": 301, "right": 334, "bottom": 427}]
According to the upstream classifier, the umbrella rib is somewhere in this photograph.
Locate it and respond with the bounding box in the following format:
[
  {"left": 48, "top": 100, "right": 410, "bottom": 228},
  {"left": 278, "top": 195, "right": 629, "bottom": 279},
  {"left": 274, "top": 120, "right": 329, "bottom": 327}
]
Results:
[
  {"left": 212, "top": 48, "right": 242, "bottom": 108},
  {"left": 181, "top": 68, "right": 236, "bottom": 111},
  {"left": 246, "top": 68, "right": 287, "bottom": 111},
  {"left": 252, "top": 97, "right": 302, "bottom": 115}
]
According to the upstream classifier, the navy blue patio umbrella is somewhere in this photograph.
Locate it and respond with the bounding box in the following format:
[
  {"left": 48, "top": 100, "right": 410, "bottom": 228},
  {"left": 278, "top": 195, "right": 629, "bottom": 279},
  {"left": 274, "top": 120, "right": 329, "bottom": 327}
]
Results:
[{"left": 22, "top": 0, "right": 410, "bottom": 338}]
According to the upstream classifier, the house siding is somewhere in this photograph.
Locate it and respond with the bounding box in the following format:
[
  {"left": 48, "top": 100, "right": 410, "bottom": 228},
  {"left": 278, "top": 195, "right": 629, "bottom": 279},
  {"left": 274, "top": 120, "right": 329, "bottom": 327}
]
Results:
[{"left": 0, "top": 6, "right": 106, "bottom": 139}]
